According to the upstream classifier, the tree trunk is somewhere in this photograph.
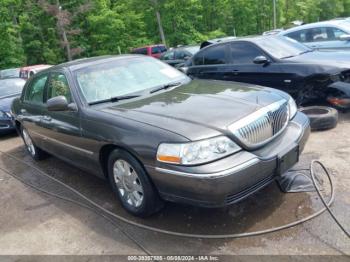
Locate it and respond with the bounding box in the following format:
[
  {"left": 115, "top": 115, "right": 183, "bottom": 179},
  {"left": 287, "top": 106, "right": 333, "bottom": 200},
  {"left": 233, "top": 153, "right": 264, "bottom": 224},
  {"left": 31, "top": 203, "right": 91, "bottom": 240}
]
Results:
[
  {"left": 56, "top": 0, "right": 72, "bottom": 61},
  {"left": 151, "top": 0, "right": 166, "bottom": 46},
  {"left": 61, "top": 28, "right": 72, "bottom": 61}
]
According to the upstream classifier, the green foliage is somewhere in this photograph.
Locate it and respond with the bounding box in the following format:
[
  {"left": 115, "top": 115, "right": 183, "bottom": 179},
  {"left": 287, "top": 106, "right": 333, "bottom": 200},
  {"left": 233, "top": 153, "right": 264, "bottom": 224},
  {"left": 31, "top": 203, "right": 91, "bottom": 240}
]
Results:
[
  {"left": 0, "top": 0, "right": 25, "bottom": 68},
  {"left": 1, "top": 0, "right": 350, "bottom": 69}
]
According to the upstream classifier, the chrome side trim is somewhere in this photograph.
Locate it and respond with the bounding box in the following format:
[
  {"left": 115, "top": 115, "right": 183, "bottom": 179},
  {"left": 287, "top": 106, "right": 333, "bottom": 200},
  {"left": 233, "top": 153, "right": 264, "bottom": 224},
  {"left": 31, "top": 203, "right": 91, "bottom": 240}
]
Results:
[
  {"left": 30, "top": 130, "right": 94, "bottom": 156},
  {"left": 155, "top": 158, "right": 259, "bottom": 179},
  {"left": 0, "top": 124, "right": 11, "bottom": 129}
]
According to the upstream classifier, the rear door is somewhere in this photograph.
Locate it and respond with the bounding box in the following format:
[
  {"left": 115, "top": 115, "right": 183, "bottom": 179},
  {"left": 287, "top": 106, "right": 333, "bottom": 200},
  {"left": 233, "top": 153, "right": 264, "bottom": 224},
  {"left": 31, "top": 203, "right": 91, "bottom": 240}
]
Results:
[
  {"left": 188, "top": 43, "right": 231, "bottom": 80},
  {"left": 20, "top": 73, "right": 49, "bottom": 147},
  {"left": 227, "top": 42, "right": 284, "bottom": 89}
]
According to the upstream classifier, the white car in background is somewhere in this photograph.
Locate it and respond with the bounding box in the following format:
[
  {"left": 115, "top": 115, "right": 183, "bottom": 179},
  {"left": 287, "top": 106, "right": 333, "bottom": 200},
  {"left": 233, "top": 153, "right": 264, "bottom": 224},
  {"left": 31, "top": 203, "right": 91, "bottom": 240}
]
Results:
[{"left": 279, "top": 18, "right": 350, "bottom": 51}]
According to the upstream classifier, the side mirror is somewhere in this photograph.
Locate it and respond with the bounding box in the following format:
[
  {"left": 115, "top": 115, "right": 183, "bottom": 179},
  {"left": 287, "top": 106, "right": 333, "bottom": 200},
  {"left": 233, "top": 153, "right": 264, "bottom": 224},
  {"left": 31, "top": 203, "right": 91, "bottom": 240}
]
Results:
[
  {"left": 253, "top": 56, "right": 269, "bottom": 64},
  {"left": 183, "top": 55, "right": 191, "bottom": 60},
  {"left": 339, "top": 34, "right": 350, "bottom": 41},
  {"left": 47, "top": 96, "right": 69, "bottom": 111}
]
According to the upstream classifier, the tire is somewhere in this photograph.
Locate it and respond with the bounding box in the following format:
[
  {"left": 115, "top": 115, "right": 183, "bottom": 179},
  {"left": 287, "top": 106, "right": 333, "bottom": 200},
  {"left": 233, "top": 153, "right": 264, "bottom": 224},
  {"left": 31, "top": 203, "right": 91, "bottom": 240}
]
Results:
[
  {"left": 21, "top": 127, "right": 48, "bottom": 160},
  {"left": 107, "top": 149, "right": 163, "bottom": 217},
  {"left": 299, "top": 106, "right": 338, "bottom": 131}
]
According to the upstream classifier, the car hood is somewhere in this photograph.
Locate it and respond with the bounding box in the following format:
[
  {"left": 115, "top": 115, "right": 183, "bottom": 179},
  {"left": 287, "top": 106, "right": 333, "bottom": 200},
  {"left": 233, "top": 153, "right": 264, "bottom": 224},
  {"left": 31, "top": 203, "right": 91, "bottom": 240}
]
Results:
[
  {"left": 286, "top": 51, "right": 350, "bottom": 71},
  {"left": 0, "top": 93, "right": 20, "bottom": 112},
  {"left": 99, "top": 80, "right": 288, "bottom": 141}
]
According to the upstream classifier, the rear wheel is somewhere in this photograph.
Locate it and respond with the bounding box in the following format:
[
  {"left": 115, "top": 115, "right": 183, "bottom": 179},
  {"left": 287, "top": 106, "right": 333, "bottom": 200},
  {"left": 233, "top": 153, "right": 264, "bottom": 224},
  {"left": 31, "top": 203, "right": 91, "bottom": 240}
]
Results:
[
  {"left": 21, "top": 127, "right": 47, "bottom": 160},
  {"left": 107, "top": 149, "right": 163, "bottom": 217}
]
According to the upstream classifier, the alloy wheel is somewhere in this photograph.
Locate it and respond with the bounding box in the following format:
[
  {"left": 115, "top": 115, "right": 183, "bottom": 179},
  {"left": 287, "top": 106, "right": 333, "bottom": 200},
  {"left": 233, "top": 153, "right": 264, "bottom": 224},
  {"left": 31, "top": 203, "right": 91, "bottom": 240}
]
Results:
[
  {"left": 22, "top": 129, "right": 36, "bottom": 156},
  {"left": 113, "top": 159, "right": 144, "bottom": 208}
]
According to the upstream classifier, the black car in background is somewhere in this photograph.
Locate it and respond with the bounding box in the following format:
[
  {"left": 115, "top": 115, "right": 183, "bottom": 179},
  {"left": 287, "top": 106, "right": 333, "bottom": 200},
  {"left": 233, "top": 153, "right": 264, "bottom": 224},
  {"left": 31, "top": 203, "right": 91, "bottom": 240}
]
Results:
[
  {"left": 186, "top": 35, "right": 350, "bottom": 108},
  {"left": 160, "top": 45, "right": 200, "bottom": 67},
  {"left": 0, "top": 78, "right": 26, "bottom": 134}
]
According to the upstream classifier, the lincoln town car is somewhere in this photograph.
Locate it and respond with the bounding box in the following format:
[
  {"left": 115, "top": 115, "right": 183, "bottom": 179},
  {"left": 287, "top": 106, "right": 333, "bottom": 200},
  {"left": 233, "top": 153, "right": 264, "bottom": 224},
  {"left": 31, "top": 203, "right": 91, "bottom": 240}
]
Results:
[{"left": 11, "top": 55, "right": 310, "bottom": 216}]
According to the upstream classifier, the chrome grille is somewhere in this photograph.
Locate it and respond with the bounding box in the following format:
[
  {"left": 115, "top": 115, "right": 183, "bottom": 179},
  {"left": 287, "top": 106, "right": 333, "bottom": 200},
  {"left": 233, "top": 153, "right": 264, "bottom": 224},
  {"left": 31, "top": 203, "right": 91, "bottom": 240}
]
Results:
[{"left": 229, "top": 100, "right": 289, "bottom": 148}]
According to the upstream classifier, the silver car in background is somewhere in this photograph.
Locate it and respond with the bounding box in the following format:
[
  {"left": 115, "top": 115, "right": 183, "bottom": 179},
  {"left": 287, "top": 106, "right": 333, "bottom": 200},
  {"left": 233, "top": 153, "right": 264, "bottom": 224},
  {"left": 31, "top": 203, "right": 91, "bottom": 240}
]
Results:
[{"left": 279, "top": 18, "right": 350, "bottom": 51}]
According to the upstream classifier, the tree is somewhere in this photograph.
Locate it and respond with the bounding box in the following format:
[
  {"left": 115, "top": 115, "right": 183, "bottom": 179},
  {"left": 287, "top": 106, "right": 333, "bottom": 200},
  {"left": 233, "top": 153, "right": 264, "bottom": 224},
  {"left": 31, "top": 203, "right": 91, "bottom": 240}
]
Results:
[
  {"left": 150, "top": 0, "right": 166, "bottom": 46},
  {"left": 2, "top": 0, "right": 350, "bottom": 69},
  {"left": 0, "top": 0, "right": 25, "bottom": 69}
]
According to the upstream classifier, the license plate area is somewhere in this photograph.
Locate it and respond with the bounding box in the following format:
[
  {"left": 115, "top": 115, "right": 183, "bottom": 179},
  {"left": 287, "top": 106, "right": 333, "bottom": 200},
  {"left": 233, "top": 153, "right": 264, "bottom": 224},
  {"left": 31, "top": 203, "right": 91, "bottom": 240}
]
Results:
[{"left": 277, "top": 145, "right": 299, "bottom": 175}]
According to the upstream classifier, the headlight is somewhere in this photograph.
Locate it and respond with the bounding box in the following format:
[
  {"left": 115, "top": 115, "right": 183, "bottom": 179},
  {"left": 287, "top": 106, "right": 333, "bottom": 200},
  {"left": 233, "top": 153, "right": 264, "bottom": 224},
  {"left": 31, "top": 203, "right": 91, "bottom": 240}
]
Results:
[
  {"left": 157, "top": 136, "right": 241, "bottom": 165},
  {"left": 288, "top": 97, "right": 297, "bottom": 120}
]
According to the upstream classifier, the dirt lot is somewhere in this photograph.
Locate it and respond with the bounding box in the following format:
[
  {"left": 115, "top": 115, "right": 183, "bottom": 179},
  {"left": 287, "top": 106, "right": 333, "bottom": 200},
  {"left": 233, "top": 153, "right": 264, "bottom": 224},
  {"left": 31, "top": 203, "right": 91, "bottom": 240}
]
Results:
[{"left": 0, "top": 113, "right": 349, "bottom": 258}]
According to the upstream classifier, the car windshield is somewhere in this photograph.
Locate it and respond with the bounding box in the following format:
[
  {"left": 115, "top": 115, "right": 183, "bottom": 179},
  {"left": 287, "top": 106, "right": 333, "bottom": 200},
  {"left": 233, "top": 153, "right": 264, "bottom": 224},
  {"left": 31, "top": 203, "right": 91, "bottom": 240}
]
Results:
[
  {"left": 0, "top": 78, "right": 25, "bottom": 97},
  {"left": 184, "top": 46, "right": 200, "bottom": 54},
  {"left": 75, "top": 56, "right": 189, "bottom": 104},
  {"left": 255, "top": 36, "right": 313, "bottom": 59}
]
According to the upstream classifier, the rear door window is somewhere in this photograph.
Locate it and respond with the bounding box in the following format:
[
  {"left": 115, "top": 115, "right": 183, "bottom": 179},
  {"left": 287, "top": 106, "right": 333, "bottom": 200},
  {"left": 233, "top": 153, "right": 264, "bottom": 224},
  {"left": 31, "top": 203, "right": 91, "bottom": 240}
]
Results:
[
  {"left": 202, "top": 44, "right": 228, "bottom": 65},
  {"left": 24, "top": 74, "right": 48, "bottom": 104},
  {"left": 288, "top": 27, "right": 349, "bottom": 43},
  {"left": 159, "top": 45, "right": 167, "bottom": 52},
  {"left": 132, "top": 48, "right": 148, "bottom": 55},
  {"left": 151, "top": 46, "right": 161, "bottom": 54}
]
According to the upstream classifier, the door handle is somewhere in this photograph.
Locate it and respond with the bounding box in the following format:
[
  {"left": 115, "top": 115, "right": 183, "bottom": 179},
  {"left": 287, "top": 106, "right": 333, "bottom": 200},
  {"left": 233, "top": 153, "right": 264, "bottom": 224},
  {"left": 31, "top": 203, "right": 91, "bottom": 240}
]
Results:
[{"left": 43, "top": 115, "right": 52, "bottom": 121}]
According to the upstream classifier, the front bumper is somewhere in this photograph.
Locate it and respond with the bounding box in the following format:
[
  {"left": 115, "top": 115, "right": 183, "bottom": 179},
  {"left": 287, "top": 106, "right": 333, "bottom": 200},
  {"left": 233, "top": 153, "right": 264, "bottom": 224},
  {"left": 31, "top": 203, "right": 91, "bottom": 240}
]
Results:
[
  {"left": 146, "top": 112, "right": 310, "bottom": 207},
  {"left": 0, "top": 119, "right": 15, "bottom": 135}
]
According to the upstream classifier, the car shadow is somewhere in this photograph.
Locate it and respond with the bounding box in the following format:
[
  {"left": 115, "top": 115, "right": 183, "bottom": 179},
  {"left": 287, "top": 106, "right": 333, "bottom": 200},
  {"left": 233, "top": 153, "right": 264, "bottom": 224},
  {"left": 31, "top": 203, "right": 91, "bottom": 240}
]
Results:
[
  {"left": 0, "top": 143, "right": 320, "bottom": 243},
  {"left": 0, "top": 131, "right": 17, "bottom": 141}
]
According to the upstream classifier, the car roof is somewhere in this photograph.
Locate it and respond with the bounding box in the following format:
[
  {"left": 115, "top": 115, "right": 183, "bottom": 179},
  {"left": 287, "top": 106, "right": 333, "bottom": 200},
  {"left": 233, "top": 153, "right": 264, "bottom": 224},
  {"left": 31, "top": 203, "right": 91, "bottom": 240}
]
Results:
[
  {"left": 280, "top": 19, "right": 350, "bottom": 35},
  {"left": 132, "top": 44, "right": 165, "bottom": 50},
  {"left": 199, "top": 35, "right": 273, "bottom": 49},
  {"left": 20, "top": 64, "right": 52, "bottom": 70},
  {"left": 44, "top": 55, "right": 151, "bottom": 72},
  {"left": 168, "top": 45, "right": 200, "bottom": 51}
]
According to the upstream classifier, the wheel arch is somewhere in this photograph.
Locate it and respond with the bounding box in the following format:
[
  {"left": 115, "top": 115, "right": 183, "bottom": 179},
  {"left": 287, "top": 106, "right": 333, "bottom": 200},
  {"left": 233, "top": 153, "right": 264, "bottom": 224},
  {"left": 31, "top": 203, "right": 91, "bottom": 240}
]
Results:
[
  {"left": 14, "top": 120, "right": 22, "bottom": 135},
  {"left": 99, "top": 144, "right": 149, "bottom": 180}
]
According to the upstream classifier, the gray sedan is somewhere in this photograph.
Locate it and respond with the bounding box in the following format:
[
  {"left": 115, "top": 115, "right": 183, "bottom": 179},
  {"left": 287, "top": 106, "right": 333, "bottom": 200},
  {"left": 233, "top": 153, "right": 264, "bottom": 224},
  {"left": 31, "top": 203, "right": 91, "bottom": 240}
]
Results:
[{"left": 11, "top": 55, "right": 310, "bottom": 216}]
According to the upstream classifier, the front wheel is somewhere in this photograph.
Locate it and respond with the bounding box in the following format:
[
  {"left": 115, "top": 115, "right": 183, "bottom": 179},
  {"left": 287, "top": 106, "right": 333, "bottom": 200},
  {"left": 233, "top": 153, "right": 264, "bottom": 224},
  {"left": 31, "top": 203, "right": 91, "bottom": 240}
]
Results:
[
  {"left": 21, "top": 127, "right": 47, "bottom": 160},
  {"left": 107, "top": 149, "right": 163, "bottom": 217}
]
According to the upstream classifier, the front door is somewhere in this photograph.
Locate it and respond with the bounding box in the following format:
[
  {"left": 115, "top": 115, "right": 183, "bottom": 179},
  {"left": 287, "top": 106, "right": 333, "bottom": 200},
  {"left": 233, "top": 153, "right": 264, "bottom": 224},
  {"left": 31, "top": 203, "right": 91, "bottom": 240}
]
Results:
[
  {"left": 39, "top": 71, "right": 92, "bottom": 167},
  {"left": 227, "top": 42, "right": 285, "bottom": 89}
]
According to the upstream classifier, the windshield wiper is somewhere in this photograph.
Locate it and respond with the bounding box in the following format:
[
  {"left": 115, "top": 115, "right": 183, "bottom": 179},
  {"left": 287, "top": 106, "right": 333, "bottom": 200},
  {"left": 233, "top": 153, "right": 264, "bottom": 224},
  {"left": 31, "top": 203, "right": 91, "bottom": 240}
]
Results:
[
  {"left": 299, "top": 50, "right": 313, "bottom": 55},
  {"left": 88, "top": 95, "right": 140, "bottom": 105},
  {"left": 150, "top": 82, "right": 182, "bottom": 94},
  {"left": 280, "top": 55, "right": 296, "bottom": 59}
]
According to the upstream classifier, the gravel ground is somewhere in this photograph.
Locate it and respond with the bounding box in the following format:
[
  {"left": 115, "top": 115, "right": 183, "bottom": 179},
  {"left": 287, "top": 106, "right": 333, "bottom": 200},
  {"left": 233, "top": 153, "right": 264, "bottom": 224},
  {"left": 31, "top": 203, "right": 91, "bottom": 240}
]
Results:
[{"left": 0, "top": 113, "right": 349, "bottom": 259}]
